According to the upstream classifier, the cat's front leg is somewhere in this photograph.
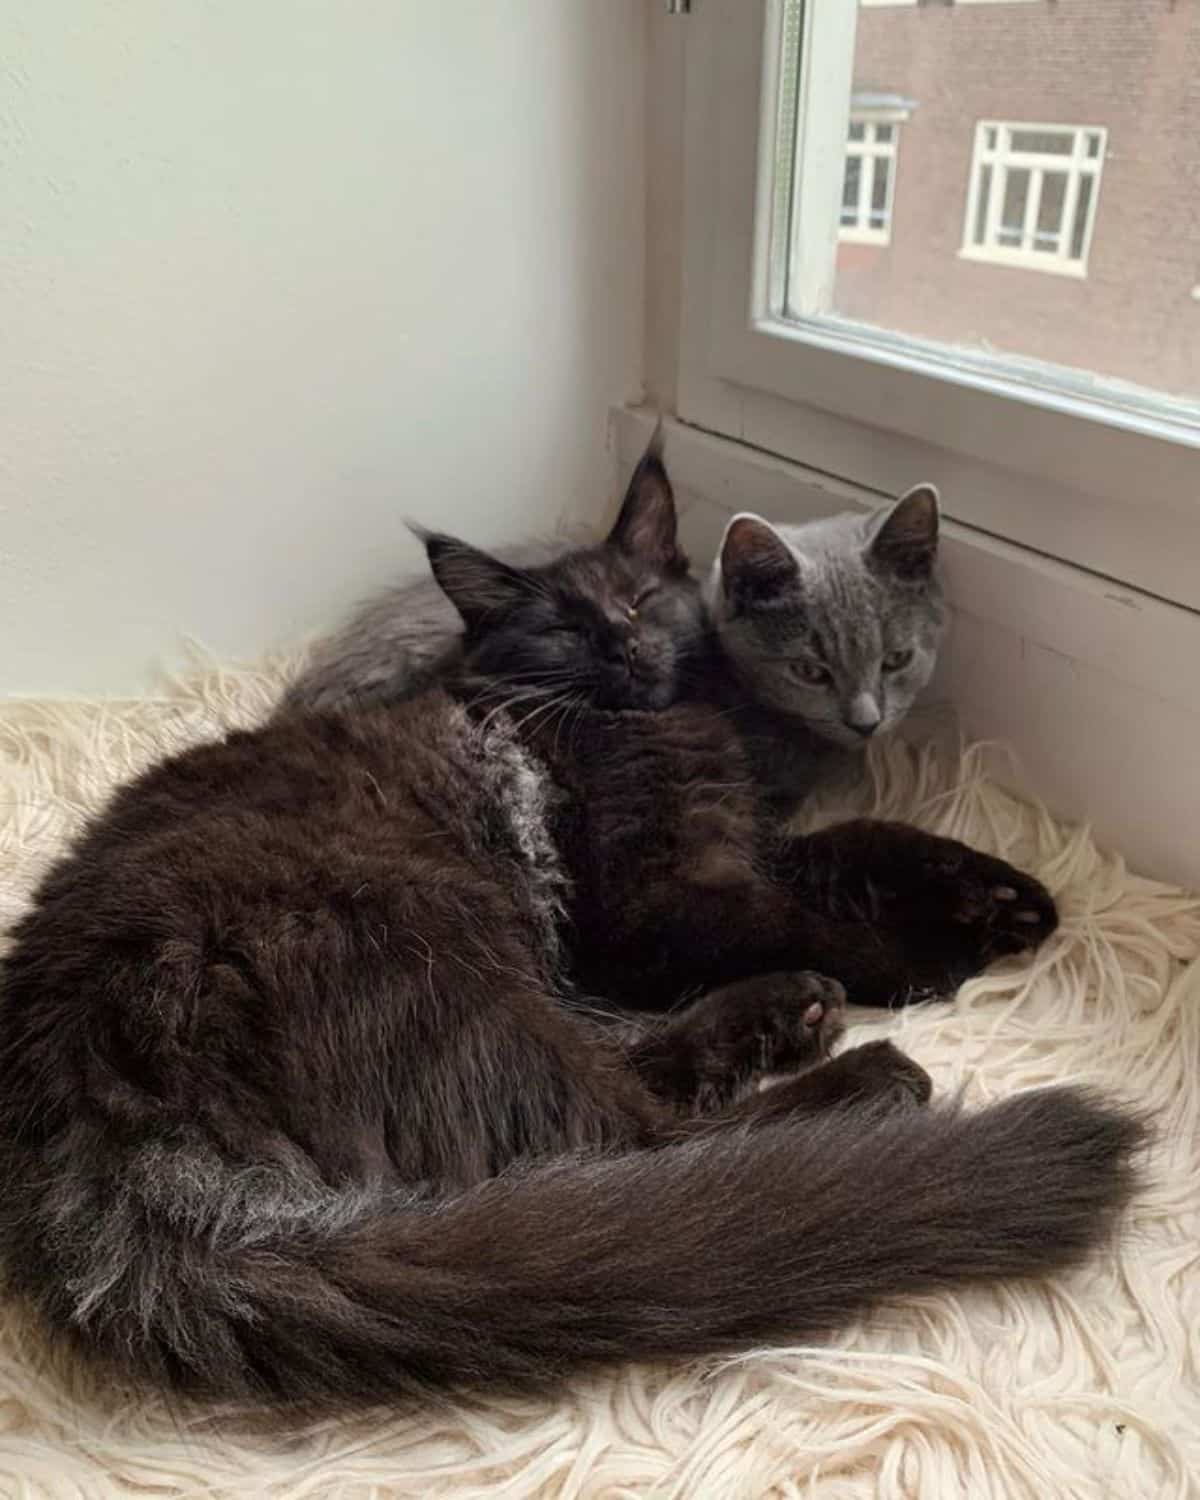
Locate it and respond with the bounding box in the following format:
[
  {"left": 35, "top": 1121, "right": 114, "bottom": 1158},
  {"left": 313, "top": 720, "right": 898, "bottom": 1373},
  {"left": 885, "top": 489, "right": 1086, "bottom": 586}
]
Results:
[{"left": 782, "top": 819, "right": 1057, "bottom": 1003}]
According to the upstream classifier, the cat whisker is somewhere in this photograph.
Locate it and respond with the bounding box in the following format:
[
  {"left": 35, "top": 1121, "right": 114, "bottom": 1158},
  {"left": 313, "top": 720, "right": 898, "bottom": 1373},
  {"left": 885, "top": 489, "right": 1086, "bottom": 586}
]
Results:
[
  {"left": 513, "top": 692, "right": 575, "bottom": 739},
  {"left": 464, "top": 671, "right": 578, "bottom": 710},
  {"left": 474, "top": 687, "right": 552, "bottom": 736},
  {"left": 566, "top": 695, "right": 593, "bottom": 757},
  {"left": 551, "top": 694, "right": 587, "bottom": 760}
]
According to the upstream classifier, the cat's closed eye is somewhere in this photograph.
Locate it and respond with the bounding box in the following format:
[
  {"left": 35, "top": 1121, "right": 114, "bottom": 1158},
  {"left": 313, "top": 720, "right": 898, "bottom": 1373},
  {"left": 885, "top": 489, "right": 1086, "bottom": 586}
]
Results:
[
  {"left": 790, "top": 660, "right": 833, "bottom": 687},
  {"left": 882, "top": 648, "right": 914, "bottom": 673}
]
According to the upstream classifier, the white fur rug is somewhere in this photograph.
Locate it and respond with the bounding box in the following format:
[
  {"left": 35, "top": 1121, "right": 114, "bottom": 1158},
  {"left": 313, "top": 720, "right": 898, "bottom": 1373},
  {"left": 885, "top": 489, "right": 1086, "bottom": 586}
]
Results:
[{"left": 0, "top": 657, "right": 1197, "bottom": 1500}]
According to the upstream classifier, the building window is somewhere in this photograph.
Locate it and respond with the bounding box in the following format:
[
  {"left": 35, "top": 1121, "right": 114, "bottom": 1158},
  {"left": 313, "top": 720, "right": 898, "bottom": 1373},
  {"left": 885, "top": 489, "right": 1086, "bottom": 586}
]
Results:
[
  {"left": 839, "top": 100, "right": 911, "bottom": 245},
  {"left": 961, "top": 122, "right": 1106, "bottom": 277}
]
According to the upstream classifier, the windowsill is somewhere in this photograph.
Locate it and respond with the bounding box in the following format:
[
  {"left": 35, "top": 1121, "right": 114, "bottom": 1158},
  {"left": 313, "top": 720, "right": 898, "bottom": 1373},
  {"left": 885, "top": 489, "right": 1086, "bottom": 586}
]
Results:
[
  {"left": 838, "top": 228, "right": 891, "bottom": 247},
  {"left": 957, "top": 246, "right": 1087, "bottom": 279}
]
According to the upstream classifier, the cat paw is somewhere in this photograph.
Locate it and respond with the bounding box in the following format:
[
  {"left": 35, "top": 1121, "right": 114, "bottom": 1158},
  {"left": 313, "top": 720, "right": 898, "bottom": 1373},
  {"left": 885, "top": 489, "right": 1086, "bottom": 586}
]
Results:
[
  {"left": 855, "top": 836, "right": 1058, "bottom": 1000},
  {"left": 830, "top": 1039, "right": 932, "bottom": 1108},
  {"left": 813, "top": 824, "right": 1056, "bottom": 988},
  {"left": 786, "top": 971, "right": 847, "bottom": 1062},
  {"left": 933, "top": 850, "right": 1058, "bottom": 961},
  {"left": 720, "top": 970, "right": 846, "bottom": 1069}
]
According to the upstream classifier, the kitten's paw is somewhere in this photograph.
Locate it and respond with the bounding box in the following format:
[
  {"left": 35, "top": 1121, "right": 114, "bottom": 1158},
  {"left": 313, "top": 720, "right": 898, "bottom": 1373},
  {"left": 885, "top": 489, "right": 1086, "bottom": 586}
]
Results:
[
  {"left": 720, "top": 970, "right": 846, "bottom": 1068},
  {"left": 830, "top": 1039, "right": 932, "bottom": 1108},
  {"left": 935, "top": 850, "right": 1058, "bottom": 960},
  {"left": 785, "top": 971, "right": 847, "bottom": 1061}
]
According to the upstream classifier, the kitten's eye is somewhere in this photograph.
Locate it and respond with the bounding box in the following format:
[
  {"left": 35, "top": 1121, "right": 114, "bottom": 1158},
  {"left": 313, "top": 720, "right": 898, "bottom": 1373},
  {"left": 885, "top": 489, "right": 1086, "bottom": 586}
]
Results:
[
  {"left": 882, "top": 648, "right": 914, "bottom": 673},
  {"left": 791, "top": 660, "right": 833, "bottom": 687}
]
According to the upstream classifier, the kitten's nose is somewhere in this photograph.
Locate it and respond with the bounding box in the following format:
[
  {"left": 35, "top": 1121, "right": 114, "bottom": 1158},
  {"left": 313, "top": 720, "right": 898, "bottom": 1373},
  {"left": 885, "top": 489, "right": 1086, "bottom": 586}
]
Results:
[
  {"left": 600, "top": 631, "right": 638, "bottom": 672},
  {"left": 844, "top": 693, "right": 881, "bottom": 738}
]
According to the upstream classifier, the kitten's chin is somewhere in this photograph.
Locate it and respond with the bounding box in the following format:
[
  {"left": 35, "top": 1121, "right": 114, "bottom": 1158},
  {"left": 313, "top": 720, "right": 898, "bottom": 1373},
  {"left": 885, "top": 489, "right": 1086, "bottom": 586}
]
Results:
[
  {"left": 593, "top": 678, "right": 678, "bottom": 712},
  {"left": 636, "top": 682, "right": 681, "bottom": 710}
]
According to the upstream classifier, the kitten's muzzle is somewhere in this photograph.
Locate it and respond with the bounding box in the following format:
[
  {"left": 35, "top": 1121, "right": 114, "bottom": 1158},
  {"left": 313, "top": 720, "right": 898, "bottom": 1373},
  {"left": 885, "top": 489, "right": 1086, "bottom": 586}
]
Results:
[
  {"left": 844, "top": 691, "right": 882, "bottom": 739},
  {"left": 599, "top": 628, "right": 642, "bottom": 674}
]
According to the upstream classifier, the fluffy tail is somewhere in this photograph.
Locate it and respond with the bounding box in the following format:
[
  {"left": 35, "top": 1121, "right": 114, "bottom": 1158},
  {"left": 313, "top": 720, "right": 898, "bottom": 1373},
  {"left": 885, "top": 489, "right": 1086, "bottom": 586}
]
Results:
[{"left": 37, "top": 1088, "right": 1143, "bottom": 1405}]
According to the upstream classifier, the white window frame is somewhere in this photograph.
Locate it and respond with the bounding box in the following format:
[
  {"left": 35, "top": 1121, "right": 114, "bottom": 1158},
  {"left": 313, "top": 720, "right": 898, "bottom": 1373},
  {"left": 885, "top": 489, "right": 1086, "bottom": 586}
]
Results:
[
  {"left": 839, "top": 105, "right": 908, "bottom": 246},
  {"left": 862, "top": 2, "right": 1043, "bottom": 10},
  {"left": 677, "top": 0, "right": 1200, "bottom": 609},
  {"left": 960, "top": 121, "right": 1106, "bottom": 278}
]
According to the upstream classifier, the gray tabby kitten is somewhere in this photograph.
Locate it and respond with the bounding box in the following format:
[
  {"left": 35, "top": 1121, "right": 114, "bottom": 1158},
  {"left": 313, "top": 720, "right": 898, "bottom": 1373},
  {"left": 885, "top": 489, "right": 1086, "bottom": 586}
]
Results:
[{"left": 705, "top": 486, "right": 946, "bottom": 805}]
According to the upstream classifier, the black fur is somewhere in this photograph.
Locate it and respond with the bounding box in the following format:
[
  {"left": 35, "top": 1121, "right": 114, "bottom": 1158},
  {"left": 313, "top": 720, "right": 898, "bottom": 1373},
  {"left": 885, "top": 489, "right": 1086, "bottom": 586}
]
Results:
[{"left": 0, "top": 487, "right": 1144, "bottom": 1411}]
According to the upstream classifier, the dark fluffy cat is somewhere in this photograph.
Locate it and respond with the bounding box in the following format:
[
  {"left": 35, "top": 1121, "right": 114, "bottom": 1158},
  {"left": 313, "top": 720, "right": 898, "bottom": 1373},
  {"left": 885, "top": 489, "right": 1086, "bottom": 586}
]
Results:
[{"left": 0, "top": 484, "right": 1142, "bottom": 1409}]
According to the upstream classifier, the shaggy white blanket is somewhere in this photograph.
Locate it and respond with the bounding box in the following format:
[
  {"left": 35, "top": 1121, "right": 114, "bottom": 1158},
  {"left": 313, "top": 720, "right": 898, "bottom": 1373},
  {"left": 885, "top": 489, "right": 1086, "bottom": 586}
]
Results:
[{"left": 0, "top": 658, "right": 1197, "bottom": 1500}]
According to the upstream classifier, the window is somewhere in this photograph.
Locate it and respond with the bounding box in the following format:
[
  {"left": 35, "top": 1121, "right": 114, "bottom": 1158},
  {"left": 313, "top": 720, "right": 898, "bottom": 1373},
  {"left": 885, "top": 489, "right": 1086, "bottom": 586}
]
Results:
[
  {"left": 840, "top": 119, "right": 895, "bottom": 244},
  {"left": 838, "top": 98, "right": 911, "bottom": 246},
  {"left": 962, "top": 123, "right": 1106, "bottom": 277},
  {"left": 676, "top": 0, "right": 1200, "bottom": 609}
]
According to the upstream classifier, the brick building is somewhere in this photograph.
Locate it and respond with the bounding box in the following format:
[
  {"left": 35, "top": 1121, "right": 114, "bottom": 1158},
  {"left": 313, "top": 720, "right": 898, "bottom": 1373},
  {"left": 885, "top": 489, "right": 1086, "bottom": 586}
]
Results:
[{"left": 834, "top": 0, "right": 1200, "bottom": 403}]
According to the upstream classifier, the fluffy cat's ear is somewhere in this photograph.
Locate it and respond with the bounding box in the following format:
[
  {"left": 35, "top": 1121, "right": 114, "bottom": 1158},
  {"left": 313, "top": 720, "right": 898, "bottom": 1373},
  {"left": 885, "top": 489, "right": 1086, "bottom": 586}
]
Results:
[
  {"left": 608, "top": 441, "right": 682, "bottom": 570},
  {"left": 422, "top": 532, "right": 537, "bottom": 630},
  {"left": 719, "top": 514, "right": 800, "bottom": 607},
  {"left": 868, "top": 485, "right": 939, "bottom": 581}
]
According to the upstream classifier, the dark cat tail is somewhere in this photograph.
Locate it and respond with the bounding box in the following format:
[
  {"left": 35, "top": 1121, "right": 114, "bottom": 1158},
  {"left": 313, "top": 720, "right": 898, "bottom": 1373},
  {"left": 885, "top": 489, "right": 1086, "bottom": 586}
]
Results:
[{"left": 39, "top": 1086, "right": 1143, "bottom": 1407}]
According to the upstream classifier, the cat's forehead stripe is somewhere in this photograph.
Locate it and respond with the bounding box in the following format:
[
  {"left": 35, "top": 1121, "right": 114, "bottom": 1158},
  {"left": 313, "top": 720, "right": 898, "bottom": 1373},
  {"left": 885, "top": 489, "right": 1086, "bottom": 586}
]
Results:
[
  {"left": 748, "top": 556, "right": 886, "bottom": 671},
  {"left": 559, "top": 552, "right": 642, "bottom": 600},
  {"left": 749, "top": 605, "right": 815, "bottom": 651}
]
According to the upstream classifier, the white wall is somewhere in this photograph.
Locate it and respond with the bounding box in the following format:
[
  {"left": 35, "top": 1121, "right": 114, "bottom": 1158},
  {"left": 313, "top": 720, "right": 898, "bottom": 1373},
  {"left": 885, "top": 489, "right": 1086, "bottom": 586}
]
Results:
[{"left": 1, "top": 1, "right": 645, "bottom": 696}]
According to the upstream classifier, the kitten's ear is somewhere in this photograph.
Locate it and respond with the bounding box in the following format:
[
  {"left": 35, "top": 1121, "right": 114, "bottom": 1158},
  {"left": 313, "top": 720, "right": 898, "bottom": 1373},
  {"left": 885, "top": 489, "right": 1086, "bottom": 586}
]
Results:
[
  {"left": 719, "top": 513, "right": 800, "bottom": 607},
  {"left": 868, "top": 484, "right": 939, "bottom": 581},
  {"left": 607, "top": 438, "right": 682, "bottom": 569},
  {"left": 421, "top": 531, "right": 537, "bottom": 629}
]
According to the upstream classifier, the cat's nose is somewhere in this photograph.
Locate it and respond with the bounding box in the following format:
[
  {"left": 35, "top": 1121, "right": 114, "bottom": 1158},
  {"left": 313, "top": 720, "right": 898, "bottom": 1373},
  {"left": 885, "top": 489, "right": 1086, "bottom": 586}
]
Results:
[
  {"left": 600, "top": 634, "right": 632, "bottom": 667},
  {"left": 844, "top": 693, "right": 881, "bottom": 738},
  {"left": 601, "top": 629, "right": 639, "bottom": 670}
]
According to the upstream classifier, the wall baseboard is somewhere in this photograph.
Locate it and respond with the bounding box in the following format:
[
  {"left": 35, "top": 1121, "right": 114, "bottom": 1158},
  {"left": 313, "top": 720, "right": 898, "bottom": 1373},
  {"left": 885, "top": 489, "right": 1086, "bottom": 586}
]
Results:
[{"left": 612, "top": 404, "right": 1200, "bottom": 890}]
